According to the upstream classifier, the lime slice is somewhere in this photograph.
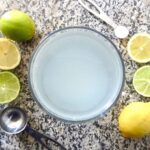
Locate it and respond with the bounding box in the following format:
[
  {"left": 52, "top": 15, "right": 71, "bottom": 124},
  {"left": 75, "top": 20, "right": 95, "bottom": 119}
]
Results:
[
  {"left": 127, "top": 33, "right": 150, "bottom": 63},
  {"left": 0, "top": 38, "right": 21, "bottom": 70},
  {"left": 133, "top": 66, "right": 150, "bottom": 97},
  {"left": 0, "top": 71, "right": 20, "bottom": 104}
]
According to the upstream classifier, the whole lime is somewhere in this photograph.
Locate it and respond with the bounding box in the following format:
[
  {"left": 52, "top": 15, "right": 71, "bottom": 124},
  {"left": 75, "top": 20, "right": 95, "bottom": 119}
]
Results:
[{"left": 0, "top": 10, "right": 35, "bottom": 42}]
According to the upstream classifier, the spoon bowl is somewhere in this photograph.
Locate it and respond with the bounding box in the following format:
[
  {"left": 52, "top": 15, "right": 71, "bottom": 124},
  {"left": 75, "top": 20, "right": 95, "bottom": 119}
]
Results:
[{"left": 0, "top": 107, "right": 27, "bottom": 134}]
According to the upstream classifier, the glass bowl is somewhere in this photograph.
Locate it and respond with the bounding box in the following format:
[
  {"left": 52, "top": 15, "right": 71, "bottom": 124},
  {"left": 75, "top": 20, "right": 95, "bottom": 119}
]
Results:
[{"left": 28, "top": 27, "right": 124, "bottom": 123}]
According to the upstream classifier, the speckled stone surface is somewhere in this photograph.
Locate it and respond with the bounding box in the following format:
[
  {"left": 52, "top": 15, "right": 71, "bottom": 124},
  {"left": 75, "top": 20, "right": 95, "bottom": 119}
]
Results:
[{"left": 0, "top": 0, "right": 150, "bottom": 150}]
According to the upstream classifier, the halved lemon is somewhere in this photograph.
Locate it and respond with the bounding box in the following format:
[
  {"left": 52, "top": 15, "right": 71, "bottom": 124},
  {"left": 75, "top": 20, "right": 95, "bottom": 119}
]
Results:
[
  {"left": 127, "top": 33, "right": 150, "bottom": 63},
  {"left": 0, "top": 38, "right": 21, "bottom": 70}
]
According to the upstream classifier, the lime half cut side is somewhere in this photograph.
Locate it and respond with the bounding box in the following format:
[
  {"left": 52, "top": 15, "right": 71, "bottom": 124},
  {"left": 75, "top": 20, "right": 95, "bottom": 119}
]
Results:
[
  {"left": 133, "top": 66, "right": 150, "bottom": 97},
  {"left": 0, "top": 71, "right": 20, "bottom": 104}
]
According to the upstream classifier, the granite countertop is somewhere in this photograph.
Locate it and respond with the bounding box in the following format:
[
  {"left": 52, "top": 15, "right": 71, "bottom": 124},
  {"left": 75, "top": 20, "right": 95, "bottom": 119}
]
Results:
[{"left": 0, "top": 0, "right": 150, "bottom": 150}]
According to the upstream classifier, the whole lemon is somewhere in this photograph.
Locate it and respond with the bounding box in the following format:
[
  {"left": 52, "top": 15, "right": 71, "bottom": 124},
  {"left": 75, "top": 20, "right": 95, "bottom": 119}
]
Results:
[
  {"left": 0, "top": 10, "right": 35, "bottom": 42},
  {"left": 118, "top": 102, "right": 150, "bottom": 138}
]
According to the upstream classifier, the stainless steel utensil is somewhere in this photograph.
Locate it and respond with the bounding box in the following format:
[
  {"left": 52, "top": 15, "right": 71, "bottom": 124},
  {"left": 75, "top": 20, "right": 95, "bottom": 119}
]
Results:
[
  {"left": 0, "top": 107, "right": 66, "bottom": 150},
  {"left": 78, "top": 0, "right": 129, "bottom": 38}
]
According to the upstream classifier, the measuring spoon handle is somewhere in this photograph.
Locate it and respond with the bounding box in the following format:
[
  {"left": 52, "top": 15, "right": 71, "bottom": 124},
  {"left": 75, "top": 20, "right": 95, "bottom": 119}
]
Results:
[
  {"left": 25, "top": 125, "right": 66, "bottom": 150},
  {"left": 78, "top": 0, "right": 117, "bottom": 28}
]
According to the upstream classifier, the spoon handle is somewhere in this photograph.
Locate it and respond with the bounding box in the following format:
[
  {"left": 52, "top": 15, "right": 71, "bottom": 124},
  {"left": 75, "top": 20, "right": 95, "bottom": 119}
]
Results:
[
  {"left": 78, "top": 0, "right": 117, "bottom": 28},
  {"left": 25, "top": 125, "right": 66, "bottom": 150}
]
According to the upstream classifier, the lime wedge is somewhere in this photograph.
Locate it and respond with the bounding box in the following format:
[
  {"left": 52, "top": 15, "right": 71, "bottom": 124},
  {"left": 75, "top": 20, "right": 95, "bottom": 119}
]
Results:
[
  {"left": 0, "top": 71, "right": 20, "bottom": 104},
  {"left": 133, "top": 66, "right": 150, "bottom": 97}
]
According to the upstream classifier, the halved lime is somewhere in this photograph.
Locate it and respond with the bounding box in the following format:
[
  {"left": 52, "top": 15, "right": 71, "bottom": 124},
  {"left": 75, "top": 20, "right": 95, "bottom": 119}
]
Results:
[
  {"left": 0, "top": 71, "right": 20, "bottom": 104},
  {"left": 133, "top": 66, "right": 150, "bottom": 97}
]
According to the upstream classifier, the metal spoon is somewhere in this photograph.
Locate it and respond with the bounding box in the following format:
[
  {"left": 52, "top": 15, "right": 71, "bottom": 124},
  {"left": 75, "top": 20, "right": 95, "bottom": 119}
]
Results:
[
  {"left": 78, "top": 0, "right": 129, "bottom": 38},
  {"left": 0, "top": 107, "right": 67, "bottom": 150}
]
